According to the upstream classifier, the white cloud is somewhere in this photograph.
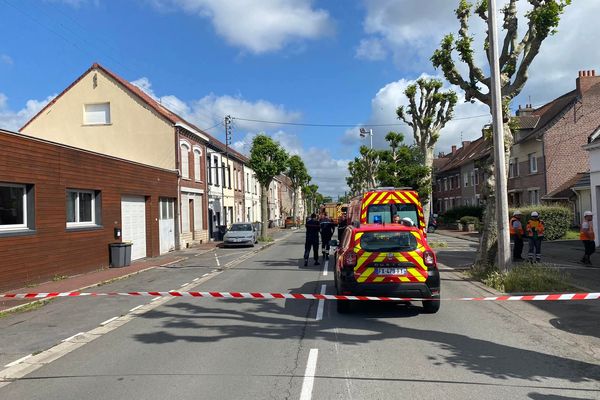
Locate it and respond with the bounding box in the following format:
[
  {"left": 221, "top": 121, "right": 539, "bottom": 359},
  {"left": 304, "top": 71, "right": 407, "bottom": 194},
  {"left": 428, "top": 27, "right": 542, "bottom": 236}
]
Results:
[
  {"left": 131, "top": 77, "right": 302, "bottom": 132},
  {"left": 0, "top": 93, "right": 55, "bottom": 132},
  {"left": 355, "top": 38, "right": 387, "bottom": 61},
  {"left": 347, "top": 74, "right": 490, "bottom": 156},
  {"left": 0, "top": 54, "right": 13, "bottom": 65},
  {"left": 149, "top": 0, "right": 333, "bottom": 54}
]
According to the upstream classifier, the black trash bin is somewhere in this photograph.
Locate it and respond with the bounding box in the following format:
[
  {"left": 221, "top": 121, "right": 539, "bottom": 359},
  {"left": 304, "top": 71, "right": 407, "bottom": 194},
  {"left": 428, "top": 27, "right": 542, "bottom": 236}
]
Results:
[
  {"left": 109, "top": 242, "right": 132, "bottom": 268},
  {"left": 217, "top": 225, "right": 227, "bottom": 241}
]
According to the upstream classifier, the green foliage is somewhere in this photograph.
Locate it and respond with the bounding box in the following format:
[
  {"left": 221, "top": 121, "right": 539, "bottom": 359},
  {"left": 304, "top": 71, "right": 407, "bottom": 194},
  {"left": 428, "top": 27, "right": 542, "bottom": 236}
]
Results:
[
  {"left": 527, "top": 0, "right": 572, "bottom": 37},
  {"left": 249, "top": 134, "right": 289, "bottom": 188},
  {"left": 459, "top": 216, "right": 480, "bottom": 225},
  {"left": 510, "top": 205, "right": 572, "bottom": 241},
  {"left": 376, "top": 133, "right": 430, "bottom": 199},
  {"left": 441, "top": 205, "right": 484, "bottom": 222},
  {"left": 468, "top": 264, "right": 573, "bottom": 293},
  {"left": 287, "top": 155, "right": 310, "bottom": 190}
]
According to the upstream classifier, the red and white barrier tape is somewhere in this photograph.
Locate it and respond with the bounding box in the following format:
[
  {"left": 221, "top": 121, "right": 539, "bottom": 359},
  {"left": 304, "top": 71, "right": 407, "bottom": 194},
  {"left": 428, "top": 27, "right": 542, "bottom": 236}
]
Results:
[{"left": 1, "top": 291, "right": 599, "bottom": 301}]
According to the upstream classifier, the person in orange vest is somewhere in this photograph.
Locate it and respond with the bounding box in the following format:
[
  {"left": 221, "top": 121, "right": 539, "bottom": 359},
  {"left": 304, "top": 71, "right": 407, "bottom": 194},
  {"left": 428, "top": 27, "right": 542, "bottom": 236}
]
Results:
[
  {"left": 580, "top": 210, "right": 595, "bottom": 265},
  {"left": 510, "top": 210, "right": 525, "bottom": 261},
  {"left": 526, "top": 211, "right": 545, "bottom": 263}
]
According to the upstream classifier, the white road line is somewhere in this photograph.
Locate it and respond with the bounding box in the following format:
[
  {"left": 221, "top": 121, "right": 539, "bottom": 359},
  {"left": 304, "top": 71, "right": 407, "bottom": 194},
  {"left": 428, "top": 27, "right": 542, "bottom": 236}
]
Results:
[
  {"left": 202, "top": 273, "right": 210, "bottom": 277},
  {"left": 129, "top": 305, "right": 143, "bottom": 312},
  {"left": 180, "top": 282, "right": 189, "bottom": 287},
  {"left": 100, "top": 316, "right": 119, "bottom": 326},
  {"left": 322, "top": 259, "right": 329, "bottom": 276},
  {"left": 152, "top": 297, "right": 161, "bottom": 301},
  {"left": 316, "top": 284, "right": 327, "bottom": 321},
  {"left": 214, "top": 252, "right": 221, "bottom": 267},
  {"left": 4, "top": 354, "right": 32, "bottom": 368},
  {"left": 300, "top": 349, "right": 319, "bottom": 400},
  {"left": 192, "top": 278, "right": 200, "bottom": 282},
  {"left": 61, "top": 332, "right": 84, "bottom": 343}
]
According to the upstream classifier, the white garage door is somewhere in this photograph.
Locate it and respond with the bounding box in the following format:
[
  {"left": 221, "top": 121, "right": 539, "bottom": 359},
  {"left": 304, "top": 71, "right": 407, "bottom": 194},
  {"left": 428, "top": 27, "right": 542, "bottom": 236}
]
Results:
[{"left": 121, "top": 196, "right": 147, "bottom": 261}]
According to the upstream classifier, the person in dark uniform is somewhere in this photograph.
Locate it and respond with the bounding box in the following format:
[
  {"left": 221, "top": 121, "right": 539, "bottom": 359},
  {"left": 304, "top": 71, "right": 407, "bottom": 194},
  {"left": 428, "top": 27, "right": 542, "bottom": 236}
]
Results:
[
  {"left": 320, "top": 212, "right": 336, "bottom": 261},
  {"left": 304, "top": 213, "right": 321, "bottom": 266},
  {"left": 337, "top": 213, "right": 348, "bottom": 242}
]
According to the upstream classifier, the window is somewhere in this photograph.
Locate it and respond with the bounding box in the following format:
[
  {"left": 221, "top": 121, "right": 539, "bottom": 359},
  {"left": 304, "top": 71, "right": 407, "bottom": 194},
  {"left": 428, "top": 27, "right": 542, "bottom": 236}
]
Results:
[
  {"left": 160, "top": 199, "right": 174, "bottom": 220},
  {"left": 246, "top": 173, "right": 250, "bottom": 193},
  {"left": 227, "top": 165, "right": 232, "bottom": 189},
  {"left": 206, "top": 154, "right": 212, "bottom": 185},
  {"left": 83, "top": 103, "right": 110, "bottom": 125},
  {"left": 464, "top": 173, "right": 469, "bottom": 187},
  {"left": 528, "top": 189, "right": 539, "bottom": 205},
  {"left": 66, "top": 189, "right": 99, "bottom": 227},
  {"left": 474, "top": 169, "right": 480, "bottom": 186},
  {"left": 221, "top": 162, "right": 226, "bottom": 187},
  {"left": 529, "top": 153, "right": 538, "bottom": 173},
  {"left": 0, "top": 183, "right": 31, "bottom": 231},
  {"left": 213, "top": 156, "right": 219, "bottom": 186},
  {"left": 443, "top": 178, "right": 448, "bottom": 191},
  {"left": 360, "top": 231, "right": 418, "bottom": 252},
  {"left": 180, "top": 143, "right": 190, "bottom": 179},
  {"left": 194, "top": 148, "right": 202, "bottom": 182}
]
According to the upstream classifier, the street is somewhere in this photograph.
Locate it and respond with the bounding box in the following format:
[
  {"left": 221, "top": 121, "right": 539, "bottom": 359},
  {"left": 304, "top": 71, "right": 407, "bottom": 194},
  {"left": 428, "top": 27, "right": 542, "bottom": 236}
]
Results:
[{"left": 1, "top": 231, "right": 599, "bottom": 399}]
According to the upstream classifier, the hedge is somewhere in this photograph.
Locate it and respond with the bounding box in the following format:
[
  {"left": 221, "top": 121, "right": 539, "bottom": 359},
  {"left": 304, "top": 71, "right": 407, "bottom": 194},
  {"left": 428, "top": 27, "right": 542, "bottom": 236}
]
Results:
[
  {"left": 459, "top": 216, "right": 480, "bottom": 225},
  {"left": 440, "top": 205, "right": 484, "bottom": 223},
  {"left": 510, "top": 205, "right": 572, "bottom": 241}
]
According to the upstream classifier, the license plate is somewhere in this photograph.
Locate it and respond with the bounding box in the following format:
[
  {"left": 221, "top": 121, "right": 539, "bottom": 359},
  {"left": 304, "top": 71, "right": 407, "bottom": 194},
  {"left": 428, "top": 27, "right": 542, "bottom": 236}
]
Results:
[{"left": 375, "top": 267, "right": 407, "bottom": 276}]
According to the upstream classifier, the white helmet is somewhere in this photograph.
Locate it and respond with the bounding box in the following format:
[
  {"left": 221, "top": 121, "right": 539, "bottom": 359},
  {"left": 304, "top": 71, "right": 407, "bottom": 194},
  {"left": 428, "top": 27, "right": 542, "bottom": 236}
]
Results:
[
  {"left": 513, "top": 210, "right": 522, "bottom": 216},
  {"left": 531, "top": 211, "right": 539, "bottom": 217},
  {"left": 401, "top": 217, "right": 414, "bottom": 227},
  {"left": 584, "top": 211, "right": 593, "bottom": 217}
]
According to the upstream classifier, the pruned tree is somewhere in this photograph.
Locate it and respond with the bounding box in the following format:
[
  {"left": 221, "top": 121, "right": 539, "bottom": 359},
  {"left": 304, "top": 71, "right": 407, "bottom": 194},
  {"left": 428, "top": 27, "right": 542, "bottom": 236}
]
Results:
[
  {"left": 302, "top": 183, "right": 319, "bottom": 216},
  {"left": 376, "top": 132, "right": 431, "bottom": 199},
  {"left": 431, "top": 0, "right": 571, "bottom": 266},
  {"left": 397, "top": 78, "right": 457, "bottom": 225},
  {"left": 287, "top": 155, "right": 310, "bottom": 224},
  {"left": 249, "top": 134, "right": 289, "bottom": 240},
  {"left": 346, "top": 145, "right": 380, "bottom": 195}
]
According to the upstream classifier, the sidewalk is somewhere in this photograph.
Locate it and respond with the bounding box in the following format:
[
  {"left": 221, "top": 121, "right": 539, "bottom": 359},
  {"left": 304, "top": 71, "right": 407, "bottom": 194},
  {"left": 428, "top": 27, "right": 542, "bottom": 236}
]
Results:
[
  {"left": 435, "top": 229, "right": 600, "bottom": 292},
  {"left": 0, "top": 227, "right": 291, "bottom": 313}
]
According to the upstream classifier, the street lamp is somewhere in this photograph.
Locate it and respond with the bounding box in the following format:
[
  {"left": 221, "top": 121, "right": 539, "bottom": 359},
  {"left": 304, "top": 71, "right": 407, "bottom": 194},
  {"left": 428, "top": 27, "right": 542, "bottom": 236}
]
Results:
[{"left": 359, "top": 127, "right": 373, "bottom": 149}]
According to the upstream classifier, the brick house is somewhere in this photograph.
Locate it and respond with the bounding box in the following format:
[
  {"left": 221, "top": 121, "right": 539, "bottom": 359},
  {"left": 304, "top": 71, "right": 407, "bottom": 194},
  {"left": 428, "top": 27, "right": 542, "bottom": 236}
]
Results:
[
  {"left": 0, "top": 128, "right": 178, "bottom": 290},
  {"left": 510, "top": 70, "right": 600, "bottom": 223}
]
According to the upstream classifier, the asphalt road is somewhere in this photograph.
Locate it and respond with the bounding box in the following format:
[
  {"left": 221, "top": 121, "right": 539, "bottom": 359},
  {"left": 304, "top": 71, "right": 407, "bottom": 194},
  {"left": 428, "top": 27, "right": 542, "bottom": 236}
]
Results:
[{"left": 1, "top": 230, "right": 599, "bottom": 399}]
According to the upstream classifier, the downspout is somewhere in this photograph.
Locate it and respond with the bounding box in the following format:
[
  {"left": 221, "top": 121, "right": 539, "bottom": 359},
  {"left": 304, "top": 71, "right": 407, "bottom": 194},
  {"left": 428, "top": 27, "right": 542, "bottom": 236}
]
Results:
[
  {"left": 571, "top": 188, "right": 581, "bottom": 227},
  {"left": 175, "top": 128, "right": 182, "bottom": 250}
]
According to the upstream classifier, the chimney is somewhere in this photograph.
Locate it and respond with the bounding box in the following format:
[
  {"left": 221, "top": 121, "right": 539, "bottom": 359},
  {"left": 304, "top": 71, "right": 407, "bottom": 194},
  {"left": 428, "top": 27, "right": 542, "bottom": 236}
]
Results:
[
  {"left": 451, "top": 145, "right": 457, "bottom": 154},
  {"left": 438, "top": 151, "right": 445, "bottom": 158},
  {"left": 516, "top": 103, "right": 534, "bottom": 116},
  {"left": 462, "top": 140, "right": 471, "bottom": 148},
  {"left": 576, "top": 69, "right": 600, "bottom": 97}
]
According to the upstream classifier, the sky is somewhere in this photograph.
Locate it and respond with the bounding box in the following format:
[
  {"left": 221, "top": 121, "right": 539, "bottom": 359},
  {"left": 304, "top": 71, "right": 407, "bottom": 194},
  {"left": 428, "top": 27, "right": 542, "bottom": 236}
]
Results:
[{"left": 1, "top": 0, "right": 599, "bottom": 197}]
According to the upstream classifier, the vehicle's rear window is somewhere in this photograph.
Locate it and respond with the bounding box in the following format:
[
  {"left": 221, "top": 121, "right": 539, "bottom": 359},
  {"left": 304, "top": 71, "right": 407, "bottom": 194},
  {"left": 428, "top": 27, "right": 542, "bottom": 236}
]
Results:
[
  {"left": 367, "top": 203, "right": 419, "bottom": 225},
  {"left": 359, "top": 231, "right": 418, "bottom": 252}
]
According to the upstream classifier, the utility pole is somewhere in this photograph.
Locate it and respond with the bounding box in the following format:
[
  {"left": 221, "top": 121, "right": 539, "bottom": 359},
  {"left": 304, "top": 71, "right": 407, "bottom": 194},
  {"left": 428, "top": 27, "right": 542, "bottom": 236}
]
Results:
[
  {"left": 223, "top": 115, "right": 232, "bottom": 229},
  {"left": 488, "top": 0, "right": 511, "bottom": 271}
]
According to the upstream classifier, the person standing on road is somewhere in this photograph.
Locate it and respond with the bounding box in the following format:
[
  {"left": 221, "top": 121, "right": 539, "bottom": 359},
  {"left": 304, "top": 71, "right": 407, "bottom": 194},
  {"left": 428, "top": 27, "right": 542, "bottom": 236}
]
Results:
[
  {"left": 320, "top": 212, "right": 336, "bottom": 261},
  {"left": 526, "top": 211, "right": 545, "bottom": 263},
  {"left": 580, "top": 210, "right": 595, "bottom": 266},
  {"left": 510, "top": 210, "right": 525, "bottom": 262},
  {"left": 337, "top": 213, "right": 348, "bottom": 242},
  {"left": 304, "top": 213, "right": 321, "bottom": 267}
]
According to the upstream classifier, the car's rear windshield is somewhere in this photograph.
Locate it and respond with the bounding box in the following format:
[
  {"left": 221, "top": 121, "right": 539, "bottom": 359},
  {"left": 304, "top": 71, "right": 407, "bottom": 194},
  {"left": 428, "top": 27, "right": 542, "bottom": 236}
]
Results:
[
  {"left": 359, "top": 231, "right": 418, "bottom": 252},
  {"left": 230, "top": 224, "right": 252, "bottom": 231},
  {"left": 367, "top": 203, "right": 419, "bottom": 226}
]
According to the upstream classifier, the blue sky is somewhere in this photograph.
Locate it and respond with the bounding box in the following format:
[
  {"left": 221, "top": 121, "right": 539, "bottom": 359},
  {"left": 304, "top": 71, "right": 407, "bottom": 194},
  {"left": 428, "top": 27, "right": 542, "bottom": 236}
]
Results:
[{"left": 1, "top": 0, "right": 599, "bottom": 197}]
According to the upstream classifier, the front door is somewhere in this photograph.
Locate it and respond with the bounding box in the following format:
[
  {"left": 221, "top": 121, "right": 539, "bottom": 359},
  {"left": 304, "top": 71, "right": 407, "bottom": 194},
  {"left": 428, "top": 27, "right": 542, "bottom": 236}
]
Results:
[
  {"left": 121, "top": 196, "right": 147, "bottom": 260},
  {"left": 189, "top": 198, "right": 195, "bottom": 240},
  {"left": 159, "top": 198, "right": 175, "bottom": 254}
]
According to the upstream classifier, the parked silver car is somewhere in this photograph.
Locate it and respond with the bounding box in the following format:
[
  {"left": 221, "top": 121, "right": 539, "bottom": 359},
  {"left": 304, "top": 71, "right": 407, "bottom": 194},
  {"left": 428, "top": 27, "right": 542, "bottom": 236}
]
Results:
[{"left": 223, "top": 223, "right": 258, "bottom": 247}]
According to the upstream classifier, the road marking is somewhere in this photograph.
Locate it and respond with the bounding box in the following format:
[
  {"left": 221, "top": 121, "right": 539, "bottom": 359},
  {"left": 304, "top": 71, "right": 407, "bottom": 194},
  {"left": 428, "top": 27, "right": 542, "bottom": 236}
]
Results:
[
  {"left": 316, "top": 284, "right": 327, "bottom": 321},
  {"left": 4, "top": 354, "right": 32, "bottom": 368},
  {"left": 61, "top": 332, "right": 85, "bottom": 343},
  {"left": 100, "top": 316, "right": 119, "bottom": 326},
  {"left": 322, "top": 259, "right": 329, "bottom": 276},
  {"left": 181, "top": 282, "right": 189, "bottom": 287},
  {"left": 202, "top": 273, "right": 210, "bottom": 277},
  {"left": 152, "top": 297, "right": 161, "bottom": 301},
  {"left": 192, "top": 278, "right": 200, "bottom": 282},
  {"left": 214, "top": 252, "right": 221, "bottom": 267},
  {"left": 300, "top": 349, "right": 319, "bottom": 400},
  {"left": 129, "top": 305, "right": 143, "bottom": 312}
]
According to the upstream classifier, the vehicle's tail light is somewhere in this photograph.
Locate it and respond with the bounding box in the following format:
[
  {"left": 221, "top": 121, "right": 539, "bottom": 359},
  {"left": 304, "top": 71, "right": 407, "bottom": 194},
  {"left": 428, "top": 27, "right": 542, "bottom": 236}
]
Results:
[
  {"left": 423, "top": 250, "right": 435, "bottom": 267},
  {"left": 343, "top": 251, "right": 357, "bottom": 268}
]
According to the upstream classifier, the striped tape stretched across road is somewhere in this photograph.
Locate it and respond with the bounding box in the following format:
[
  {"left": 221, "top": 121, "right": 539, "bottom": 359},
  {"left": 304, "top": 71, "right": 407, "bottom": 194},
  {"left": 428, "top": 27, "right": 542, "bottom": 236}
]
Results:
[{"left": 1, "top": 291, "right": 599, "bottom": 301}]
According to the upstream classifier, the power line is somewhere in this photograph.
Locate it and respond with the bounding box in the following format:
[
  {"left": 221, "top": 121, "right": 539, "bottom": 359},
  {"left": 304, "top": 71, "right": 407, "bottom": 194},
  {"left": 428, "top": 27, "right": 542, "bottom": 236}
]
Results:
[{"left": 232, "top": 113, "right": 491, "bottom": 128}]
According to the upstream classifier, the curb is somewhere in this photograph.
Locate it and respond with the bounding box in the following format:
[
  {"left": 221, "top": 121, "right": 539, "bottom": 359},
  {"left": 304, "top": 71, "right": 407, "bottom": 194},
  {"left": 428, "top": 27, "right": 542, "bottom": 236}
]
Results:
[{"left": 434, "top": 231, "right": 480, "bottom": 243}]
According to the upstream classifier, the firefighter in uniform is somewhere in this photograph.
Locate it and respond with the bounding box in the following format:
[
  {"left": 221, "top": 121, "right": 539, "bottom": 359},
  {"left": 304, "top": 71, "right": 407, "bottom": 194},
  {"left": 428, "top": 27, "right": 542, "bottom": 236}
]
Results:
[
  {"left": 526, "top": 211, "right": 544, "bottom": 263},
  {"left": 580, "top": 210, "right": 595, "bottom": 265},
  {"left": 304, "top": 213, "right": 320, "bottom": 267},
  {"left": 510, "top": 210, "right": 525, "bottom": 262},
  {"left": 337, "top": 212, "right": 348, "bottom": 242},
  {"left": 320, "top": 212, "right": 336, "bottom": 261}
]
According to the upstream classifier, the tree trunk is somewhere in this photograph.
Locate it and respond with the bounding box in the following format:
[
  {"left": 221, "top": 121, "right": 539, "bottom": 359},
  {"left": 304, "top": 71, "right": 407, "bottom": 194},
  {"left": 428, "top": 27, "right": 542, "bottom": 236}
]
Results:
[
  {"left": 475, "top": 123, "right": 513, "bottom": 267},
  {"left": 292, "top": 187, "right": 298, "bottom": 225},
  {"left": 261, "top": 184, "right": 269, "bottom": 239},
  {"left": 423, "top": 146, "right": 435, "bottom": 227}
]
